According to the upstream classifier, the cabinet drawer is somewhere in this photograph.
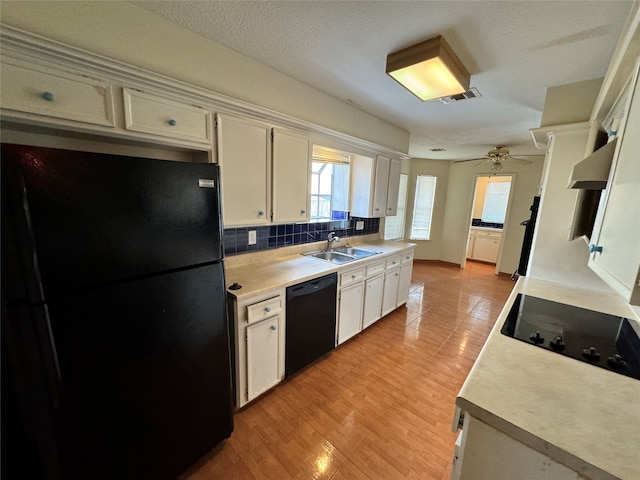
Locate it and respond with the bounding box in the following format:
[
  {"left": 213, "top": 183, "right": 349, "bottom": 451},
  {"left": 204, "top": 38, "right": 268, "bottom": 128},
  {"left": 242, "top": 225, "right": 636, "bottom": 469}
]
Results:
[
  {"left": 123, "top": 88, "right": 211, "bottom": 143},
  {"left": 366, "top": 261, "right": 385, "bottom": 277},
  {"left": 246, "top": 296, "right": 282, "bottom": 324},
  {"left": 385, "top": 256, "right": 402, "bottom": 269},
  {"left": 1, "top": 62, "right": 115, "bottom": 127},
  {"left": 401, "top": 252, "right": 414, "bottom": 265},
  {"left": 340, "top": 268, "right": 364, "bottom": 287}
]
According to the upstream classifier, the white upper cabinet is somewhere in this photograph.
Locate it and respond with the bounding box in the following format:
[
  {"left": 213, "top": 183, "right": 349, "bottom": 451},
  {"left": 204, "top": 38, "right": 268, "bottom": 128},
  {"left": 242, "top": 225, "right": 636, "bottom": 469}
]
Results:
[
  {"left": 372, "top": 155, "right": 391, "bottom": 216},
  {"left": 386, "top": 158, "right": 403, "bottom": 216},
  {"left": 588, "top": 64, "right": 640, "bottom": 305},
  {"left": 351, "top": 154, "right": 401, "bottom": 218},
  {"left": 1, "top": 60, "right": 115, "bottom": 128},
  {"left": 271, "top": 128, "right": 311, "bottom": 223},
  {"left": 217, "top": 113, "right": 271, "bottom": 227},
  {"left": 123, "top": 88, "right": 211, "bottom": 144}
]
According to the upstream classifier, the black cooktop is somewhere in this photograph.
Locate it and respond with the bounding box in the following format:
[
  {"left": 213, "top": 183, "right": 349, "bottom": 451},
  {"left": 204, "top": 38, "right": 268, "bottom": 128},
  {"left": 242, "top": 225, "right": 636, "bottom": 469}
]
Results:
[{"left": 501, "top": 294, "right": 640, "bottom": 380}]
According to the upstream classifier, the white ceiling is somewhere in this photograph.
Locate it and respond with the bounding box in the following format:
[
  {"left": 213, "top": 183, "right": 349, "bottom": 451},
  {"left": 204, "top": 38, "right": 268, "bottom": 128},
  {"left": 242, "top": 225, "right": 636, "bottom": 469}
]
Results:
[{"left": 132, "top": 0, "right": 633, "bottom": 160}]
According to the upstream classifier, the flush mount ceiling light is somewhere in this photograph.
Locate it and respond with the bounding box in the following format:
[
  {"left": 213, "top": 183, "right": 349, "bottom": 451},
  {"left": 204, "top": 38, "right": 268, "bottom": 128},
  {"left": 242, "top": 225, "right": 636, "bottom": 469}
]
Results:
[{"left": 386, "top": 35, "right": 470, "bottom": 102}]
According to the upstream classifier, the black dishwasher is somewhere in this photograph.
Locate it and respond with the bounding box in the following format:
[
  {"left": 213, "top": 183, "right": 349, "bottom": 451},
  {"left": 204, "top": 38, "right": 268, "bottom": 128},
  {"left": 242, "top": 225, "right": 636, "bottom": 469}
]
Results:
[{"left": 285, "top": 273, "right": 337, "bottom": 377}]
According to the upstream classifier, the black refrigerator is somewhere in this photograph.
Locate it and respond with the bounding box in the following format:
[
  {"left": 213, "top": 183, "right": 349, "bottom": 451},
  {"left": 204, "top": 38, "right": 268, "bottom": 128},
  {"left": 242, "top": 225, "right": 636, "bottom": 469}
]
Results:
[{"left": 1, "top": 144, "right": 234, "bottom": 480}]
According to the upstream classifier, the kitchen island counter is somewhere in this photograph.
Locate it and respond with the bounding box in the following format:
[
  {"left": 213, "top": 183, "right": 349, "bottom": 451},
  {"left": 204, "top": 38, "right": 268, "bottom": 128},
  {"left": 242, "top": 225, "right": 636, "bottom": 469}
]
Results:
[{"left": 455, "top": 276, "right": 640, "bottom": 480}]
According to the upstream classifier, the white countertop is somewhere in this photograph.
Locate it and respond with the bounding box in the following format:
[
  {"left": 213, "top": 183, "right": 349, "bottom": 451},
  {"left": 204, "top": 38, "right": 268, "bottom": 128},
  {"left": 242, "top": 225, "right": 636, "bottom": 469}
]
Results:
[
  {"left": 456, "top": 277, "right": 640, "bottom": 480},
  {"left": 225, "top": 240, "right": 415, "bottom": 300}
]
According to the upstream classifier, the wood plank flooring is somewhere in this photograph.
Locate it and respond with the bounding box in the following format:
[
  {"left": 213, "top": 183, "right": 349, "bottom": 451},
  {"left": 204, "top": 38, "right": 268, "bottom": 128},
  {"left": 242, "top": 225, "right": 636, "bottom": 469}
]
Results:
[{"left": 181, "top": 260, "right": 515, "bottom": 480}]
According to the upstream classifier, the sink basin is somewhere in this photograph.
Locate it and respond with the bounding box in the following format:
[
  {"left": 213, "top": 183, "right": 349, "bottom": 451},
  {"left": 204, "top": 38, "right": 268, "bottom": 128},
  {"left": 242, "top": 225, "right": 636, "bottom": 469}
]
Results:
[
  {"left": 304, "top": 247, "right": 381, "bottom": 264},
  {"left": 305, "top": 251, "right": 356, "bottom": 264},
  {"left": 334, "top": 247, "right": 381, "bottom": 259}
]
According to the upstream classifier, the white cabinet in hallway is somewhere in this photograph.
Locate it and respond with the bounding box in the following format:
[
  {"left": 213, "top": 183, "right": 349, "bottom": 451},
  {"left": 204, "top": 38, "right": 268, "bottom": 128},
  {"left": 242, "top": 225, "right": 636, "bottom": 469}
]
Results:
[{"left": 467, "top": 228, "right": 502, "bottom": 264}]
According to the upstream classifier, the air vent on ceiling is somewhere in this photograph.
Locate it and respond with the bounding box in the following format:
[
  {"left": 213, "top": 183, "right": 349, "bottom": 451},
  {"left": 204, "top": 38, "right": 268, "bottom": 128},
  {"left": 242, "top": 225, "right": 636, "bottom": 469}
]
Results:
[{"left": 438, "top": 87, "right": 482, "bottom": 104}]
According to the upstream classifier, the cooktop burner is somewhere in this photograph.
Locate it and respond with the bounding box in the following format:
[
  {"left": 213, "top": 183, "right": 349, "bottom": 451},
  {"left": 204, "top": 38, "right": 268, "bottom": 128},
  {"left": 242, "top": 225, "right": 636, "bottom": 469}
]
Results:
[{"left": 501, "top": 294, "right": 640, "bottom": 380}]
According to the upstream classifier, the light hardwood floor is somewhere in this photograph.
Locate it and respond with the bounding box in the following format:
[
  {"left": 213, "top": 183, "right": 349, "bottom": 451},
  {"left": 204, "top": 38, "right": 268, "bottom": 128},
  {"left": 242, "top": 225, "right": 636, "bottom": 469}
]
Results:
[{"left": 182, "top": 260, "right": 516, "bottom": 480}]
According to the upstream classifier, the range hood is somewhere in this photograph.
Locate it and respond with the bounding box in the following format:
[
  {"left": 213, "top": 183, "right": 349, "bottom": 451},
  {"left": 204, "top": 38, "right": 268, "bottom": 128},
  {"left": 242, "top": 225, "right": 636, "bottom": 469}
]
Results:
[{"left": 567, "top": 138, "right": 617, "bottom": 189}]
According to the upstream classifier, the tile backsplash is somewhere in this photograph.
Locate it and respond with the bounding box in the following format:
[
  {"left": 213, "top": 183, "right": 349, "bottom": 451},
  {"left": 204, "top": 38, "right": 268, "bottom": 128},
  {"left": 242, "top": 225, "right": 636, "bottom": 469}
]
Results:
[{"left": 223, "top": 217, "right": 380, "bottom": 256}]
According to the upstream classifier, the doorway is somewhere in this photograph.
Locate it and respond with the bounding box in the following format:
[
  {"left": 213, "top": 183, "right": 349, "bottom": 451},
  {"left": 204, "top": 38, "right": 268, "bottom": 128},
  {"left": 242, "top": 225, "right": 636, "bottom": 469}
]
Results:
[{"left": 462, "top": 174, "right": 515, "bottom": 275}]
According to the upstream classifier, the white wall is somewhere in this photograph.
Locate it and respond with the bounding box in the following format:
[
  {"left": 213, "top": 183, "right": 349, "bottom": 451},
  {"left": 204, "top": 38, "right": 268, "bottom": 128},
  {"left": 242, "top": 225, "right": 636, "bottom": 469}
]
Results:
[
  {"left": 0, "top": 1, "right": 409, "bottom": 154},
  {"left": 404, "top": 159, "right": 451, "bottom": 260},
  {"left": 440, "top": 159, "right": 544, "bottom": 274}
]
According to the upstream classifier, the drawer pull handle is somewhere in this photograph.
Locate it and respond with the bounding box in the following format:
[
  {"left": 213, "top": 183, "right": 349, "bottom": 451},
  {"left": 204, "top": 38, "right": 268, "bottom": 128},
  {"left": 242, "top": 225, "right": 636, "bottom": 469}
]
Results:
[
  {"left": 270, "top": 325, "right": 277, "bottom": 331},
  {"left": 41, "top": 91, "right": 54, "bottom": 101},
  {"left": 300, "top": 209, "right": 306, "bottom": 215},
  {"left": 351, "top": 275, "right": 356, "bottom": 279},
  {"left": 264, "top": 307, "right": 271, "bottom": 313},
  {"left": 168, "top": 119, "right": 177, "bottom": 126},
  {"left": 258, "top": 211, "right": 265, "bottom": 216}
]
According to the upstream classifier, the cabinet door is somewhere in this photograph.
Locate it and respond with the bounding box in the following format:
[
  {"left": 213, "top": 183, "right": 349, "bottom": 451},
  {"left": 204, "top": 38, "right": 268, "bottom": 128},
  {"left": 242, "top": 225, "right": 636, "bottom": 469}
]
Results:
[
  {"left": 472, "top": 234, "right": 501, "bottom": 263},
  {"left": 217, "top": 114, "right": 270, "bottom": 226},
  {"left": 123, "top": 88, "right": 210, "bottom": 144},
  {"left": 385, "top": 158, "right": 402, "bottom": 216},
  {"left": 589, "top": 66, "right": 640, "bottom": 304},
  {"left": 337, "top": 282, "right": 364, "bottom": 345},
  {"left": 363, "top": 274, "right": 384, "bottom": 329},
  {"left": 466, "top": 232, "right": 475, "bottom": 258},
  {"left": 272, "top": 128, "right": 310, "bottom": 223},
  {"left": 381, "top": 268, "right": 400, "bottom": 316},
  {"left": 397, "top": 262, "right": 413, "bottom": 307},
  {"left": 1, "top": 61, "right": 115, "bottom": 127},
  {"left": 246, "top": 315, "right": 280, "bottom": 401},
  {"left": 372, "top": 155, "right": 390, "bottom": 217}
]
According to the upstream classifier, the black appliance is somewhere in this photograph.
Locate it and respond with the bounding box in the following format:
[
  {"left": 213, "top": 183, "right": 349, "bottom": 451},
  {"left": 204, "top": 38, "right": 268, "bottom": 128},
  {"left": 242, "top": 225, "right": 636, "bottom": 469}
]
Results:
[
  {"left": 514, "top": 195, "right": 541, "bottom": 278},
  {"left": 1, "top": 144, "right": 234, "bottom": 480},
  {"left": 285, "top": 273, "right": 337, "bottom": 377},
  {"left": 501, "top": 293, "right": 640, "bottom": 380}
]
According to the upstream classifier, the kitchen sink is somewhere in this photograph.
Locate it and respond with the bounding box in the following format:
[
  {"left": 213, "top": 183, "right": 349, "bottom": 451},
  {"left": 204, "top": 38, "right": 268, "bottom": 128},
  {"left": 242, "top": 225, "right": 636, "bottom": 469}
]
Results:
[
  {"left": 305, "top": 250, "right": 356, "bottom": 264},
  {"left": 304, "top": 247, "right": 381, "bottom": 264},
  {"left": 334, "top": 247, "right": 381, "bottom": 259}
]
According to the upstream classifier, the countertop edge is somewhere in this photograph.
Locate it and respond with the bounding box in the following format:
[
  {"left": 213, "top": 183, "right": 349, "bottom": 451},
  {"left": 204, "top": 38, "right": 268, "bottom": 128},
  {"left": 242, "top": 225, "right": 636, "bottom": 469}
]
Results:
[{"left": 455, "top": 276, "right": 640, "bottom": 480}]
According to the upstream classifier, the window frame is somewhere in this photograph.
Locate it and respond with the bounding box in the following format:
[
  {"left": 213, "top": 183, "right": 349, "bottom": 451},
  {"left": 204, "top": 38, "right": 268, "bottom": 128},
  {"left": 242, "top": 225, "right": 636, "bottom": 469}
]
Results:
[{"left": 409, "top": 175, "right": 437, "bottom": 241}]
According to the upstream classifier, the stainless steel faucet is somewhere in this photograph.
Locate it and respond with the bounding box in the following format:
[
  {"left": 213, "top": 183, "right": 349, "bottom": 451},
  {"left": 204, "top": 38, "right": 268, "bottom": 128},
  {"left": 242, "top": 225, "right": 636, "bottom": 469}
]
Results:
[{"left": 326, "top": 231, "right": 340, "bottom": 251}]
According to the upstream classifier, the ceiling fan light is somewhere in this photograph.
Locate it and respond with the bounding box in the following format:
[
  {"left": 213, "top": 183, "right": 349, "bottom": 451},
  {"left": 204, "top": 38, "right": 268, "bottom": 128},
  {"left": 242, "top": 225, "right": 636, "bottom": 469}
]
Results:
[{"left": 386, "top": 35, "right": 470, "bottom": 102}]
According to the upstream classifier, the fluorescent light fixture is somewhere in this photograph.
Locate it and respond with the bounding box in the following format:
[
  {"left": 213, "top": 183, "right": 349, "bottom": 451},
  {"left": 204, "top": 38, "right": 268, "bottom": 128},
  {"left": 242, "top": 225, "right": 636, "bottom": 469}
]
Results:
[{"left": 386, "top": 35, "right": 470, "bottom": 101}]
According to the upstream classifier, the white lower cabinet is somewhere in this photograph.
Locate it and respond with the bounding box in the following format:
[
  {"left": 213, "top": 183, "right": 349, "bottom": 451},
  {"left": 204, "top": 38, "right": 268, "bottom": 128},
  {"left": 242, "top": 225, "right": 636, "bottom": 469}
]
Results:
[
  {"left": 362, "top": 274, "right": 384, "bottom": 329},
  {"left": 453, "top": 414, "right": 588, "bottom": 480},
  {"left": 397, "top": 264, "right": 412, "bottom": 307},
  {"left": 382, "top": 269, "right": 400, "bottom": 316},
  {"left": 337, "top": 268, "right": 364, "bottom": 345},
  {"left": 229, "top": 289, "right": 285, "bottom": 408},
  {"left": 338, "top": 283, "right": 364, "bottom": 345},
  {"left": 467, "top": 228, "right": 502, "bottom": 263},
  {"left": 246, "top": 315, "right": 280, "bottom": 400}
]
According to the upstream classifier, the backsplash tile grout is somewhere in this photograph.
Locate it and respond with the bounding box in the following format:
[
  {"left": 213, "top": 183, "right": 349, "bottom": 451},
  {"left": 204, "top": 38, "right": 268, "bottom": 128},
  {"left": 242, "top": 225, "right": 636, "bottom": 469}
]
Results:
[{"left": 223, "top": 217, "right": 380, "bottom": 257}]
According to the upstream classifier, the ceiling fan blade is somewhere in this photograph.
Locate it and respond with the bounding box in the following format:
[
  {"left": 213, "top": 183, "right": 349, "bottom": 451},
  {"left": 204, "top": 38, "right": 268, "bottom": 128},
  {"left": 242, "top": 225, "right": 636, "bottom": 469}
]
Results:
[
  {"left": 507, "top": 157, "right": 533, "bottom": 165},
  {"left": 453, "top": 157, "right": 489, "bottom": 163}
]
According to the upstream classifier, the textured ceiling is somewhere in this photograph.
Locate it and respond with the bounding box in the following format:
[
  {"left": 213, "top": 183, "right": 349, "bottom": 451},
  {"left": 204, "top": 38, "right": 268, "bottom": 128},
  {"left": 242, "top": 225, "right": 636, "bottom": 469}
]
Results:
[{"left": 132, "top": 0, "right": 633, "bottom": 159}]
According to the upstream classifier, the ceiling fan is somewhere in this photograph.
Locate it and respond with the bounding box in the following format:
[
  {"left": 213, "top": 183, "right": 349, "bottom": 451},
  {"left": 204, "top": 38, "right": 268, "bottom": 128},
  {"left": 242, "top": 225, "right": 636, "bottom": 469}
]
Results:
[{"left": 454, "top": 146, "right": 540, "bottom": 171}]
